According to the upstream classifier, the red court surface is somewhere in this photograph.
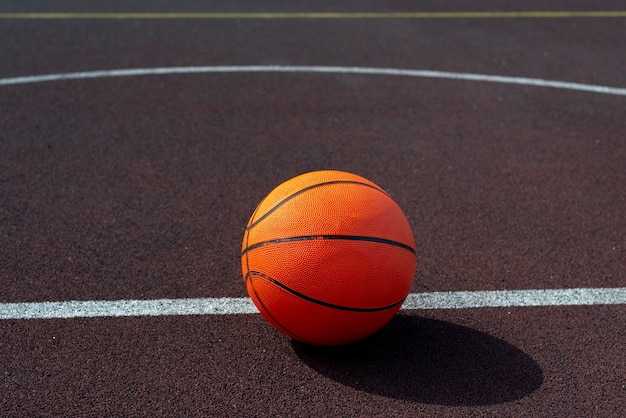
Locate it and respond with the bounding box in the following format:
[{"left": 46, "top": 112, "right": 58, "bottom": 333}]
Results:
[{"left": 1, "top": 1, "right": 625, "bottom": 416}]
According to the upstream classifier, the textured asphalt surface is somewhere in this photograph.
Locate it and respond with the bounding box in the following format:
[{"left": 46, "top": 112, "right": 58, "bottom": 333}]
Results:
[{"left": 1, "top": 0, "right": 625, "bottom": 416}]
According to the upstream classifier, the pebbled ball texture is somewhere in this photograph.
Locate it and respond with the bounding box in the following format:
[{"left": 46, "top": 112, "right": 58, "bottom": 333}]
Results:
[{"left": 241, "top": 170, "right": 416, "bottom": 346}]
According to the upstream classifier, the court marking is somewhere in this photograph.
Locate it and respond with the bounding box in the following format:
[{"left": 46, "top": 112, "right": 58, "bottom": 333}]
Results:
[
  {"left": 1, "top": 11, "right": 626, "bottom": 19},
  {"left": 1, "top": 288, "right": 624, "bottom": 319},
  {"left": 1, "top": 65, "right": 626, "bottom": 96}
]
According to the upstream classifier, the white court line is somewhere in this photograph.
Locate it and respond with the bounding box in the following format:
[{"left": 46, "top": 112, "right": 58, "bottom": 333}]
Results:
[
  {"left": 1, "top": 288, "right": 625, "bottom": 320},
  {"left": 402, "top": 287, "right": 626, "bottom": 309},
  {"left": 1, "top": 68, "right": 623, "bottom": 318},
  {"left": 1, "top": 65, "right": 626, "bottom": 96}
]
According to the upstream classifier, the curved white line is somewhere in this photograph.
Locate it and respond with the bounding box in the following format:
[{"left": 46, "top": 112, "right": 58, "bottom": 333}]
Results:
[
  {"left": 1, "top": 288, "right": 625, "bottom": 319},
  {"left": 1, "top": 65, "right": 625, "bottom": 96}
]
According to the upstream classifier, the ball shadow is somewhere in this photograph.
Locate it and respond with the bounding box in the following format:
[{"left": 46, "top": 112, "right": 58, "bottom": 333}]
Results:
[{"left": 292, "top": 314, "right": 543, "bottom": 405}]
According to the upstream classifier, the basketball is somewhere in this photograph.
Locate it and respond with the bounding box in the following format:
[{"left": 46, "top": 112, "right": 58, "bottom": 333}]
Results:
[{"left": 241, "top": 170, "right": 416, "bottom": 346}]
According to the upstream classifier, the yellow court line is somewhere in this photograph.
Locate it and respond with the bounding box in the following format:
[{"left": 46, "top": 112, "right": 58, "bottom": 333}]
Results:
[{"left": 0, "top": 11, "right": 625, "bottom": 19}]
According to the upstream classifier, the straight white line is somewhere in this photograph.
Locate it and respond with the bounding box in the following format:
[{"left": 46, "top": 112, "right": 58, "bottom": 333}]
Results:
[
  {"left": 1, "top": 65, "right": 625, "bottom": 96},
  {"left": 1, "top": 288, "right": 625, "bottom": 320},
  {"left": 401, "top": 287, "right": 626, "bottom": 309},
  {"left": 0, "top": 297, "right": 257, "bottom": 320}
]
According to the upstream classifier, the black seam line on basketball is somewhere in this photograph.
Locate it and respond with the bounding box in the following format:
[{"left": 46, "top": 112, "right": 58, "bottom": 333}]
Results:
[
  {"left": 243, "top": 210, "right": 255, "bottom": 284},
  {"left": 241, "top": 234, "right": 416, "bottom": 256},
  {"left": 245, "top": 271, "right": 316, "bottom": 345},
  {"left": 243, "top": 198, "right": 265, "bottom": 282},
  {"left": 245, "top": 190, "right": 266, "bottom": 230},
  {"left": 248, "top": 270, "right": 406, "bottom": 313},
  {"left": 245, "top": 180, "right": 387, "bottom": 232}
]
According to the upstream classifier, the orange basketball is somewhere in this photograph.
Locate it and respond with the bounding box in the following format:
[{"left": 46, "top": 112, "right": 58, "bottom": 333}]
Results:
[{"left": 241, "top": 170, "right": 416, "bottom": 346}]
